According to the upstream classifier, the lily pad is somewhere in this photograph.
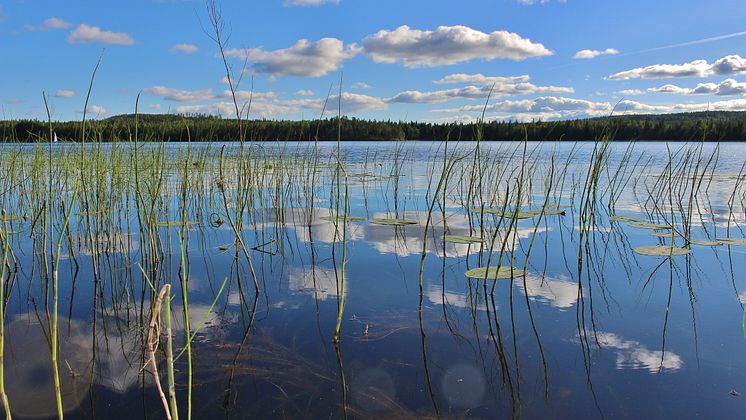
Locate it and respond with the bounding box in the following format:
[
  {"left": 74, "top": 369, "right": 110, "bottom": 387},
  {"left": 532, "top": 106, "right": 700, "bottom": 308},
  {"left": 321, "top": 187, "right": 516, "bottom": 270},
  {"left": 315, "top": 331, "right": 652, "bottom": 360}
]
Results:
[
  {"left": 634, "top": 245, "right": 690, "bottom": 256},
  {"left": 717, "top": 238, "right": 746, "bottom": 246},
  {"left": 650, "top": 231, "right": 680, "bottom": 238},
  {"left": 628, "top": 222, "right": 672, "bottom": 230},
  {"left": 320, "top": 215, "right": 366, "bottom": 223},
  {"left": 689, "top": 239, "right": 721, "bottom": 246},
  {"left": 609, "top": 215, "right": 642, "bottom": 223},
  {"left": 443, "top": 235, "right": 484, "bottom": 245},
  {"left": 465, "top": 266, "right": 526, "bottom": 279},
  {"left": 369, "top": 218, "right": 418, "bottom": 226},
  {"left": 479, "top": 209, "right": 538, "bottom": 219}
]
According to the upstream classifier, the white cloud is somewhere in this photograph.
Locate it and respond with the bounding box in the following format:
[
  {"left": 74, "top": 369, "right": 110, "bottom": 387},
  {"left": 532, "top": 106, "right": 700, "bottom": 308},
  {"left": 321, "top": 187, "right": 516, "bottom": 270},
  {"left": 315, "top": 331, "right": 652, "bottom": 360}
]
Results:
[
  {"left": 388, "top": 82, "right": 573, "bottom": 104},
  {"left": 79, "top": 105, "right": 107, "bottom": 115},
  {"left": 225, "top": 38, "right": 360, "bottom": 77},
  {"left": 351, "top": 82, "right": 371, "bottom": 89},
  {"left": 434, "top": 73, "right": 531, "bottom": 84},
  {"left": 610, "top": 54, "right": 746, "bottom": 80},
  {"left": 67, "top": 24, "right": 135, "bottom": 45},
  {"left": 649, "top": 78, "right": 746, "bottom": 96},
  {"left": 619, "top": 89, "right": 645, "bottom": 96},
  {"left": 594, "top": 332, "right": 683, "bottom": 373},
  {"left": 174, "top": 92, "right": 386, "bottom": 118},
  {"left": 284, "top": 0, "right": 339, "bottom": 6},
  {"left": 221, "top": 90, "right": 278, "bottom": 102},
  {"left": 25, "top": 17, "right": 72, "bottom": 31},
  {"left": 148, "top": 104, "right": 161, "bottom": 110},
  {"left": 648, "top": 84, "right": 691, "bottom": 94},
  {"left": 295, "top": 89, "right": 315, "bottom": 96},
  {"left": 434, "top": 95, "right": 746, "bottom": 121},
  {"left": 574, "top": 48, "right": 619, "bottom": 59},
  {"left": 170, "top": 43, "right": 198, "bottom": 54},
  {"left": 144, "top": 86, "right": 214, "bottom": 102},
  {"left": 362, "top": 25, "right": 552, "bottom": 67},
  {"left": 54, "top": 90, "right": 75, "bottom": 98}
]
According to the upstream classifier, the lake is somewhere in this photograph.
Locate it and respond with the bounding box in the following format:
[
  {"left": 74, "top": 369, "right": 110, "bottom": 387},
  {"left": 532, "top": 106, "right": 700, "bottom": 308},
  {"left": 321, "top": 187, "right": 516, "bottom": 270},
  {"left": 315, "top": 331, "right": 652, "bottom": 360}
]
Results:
[{"left": 0, "top": 140, "right": 744, "bottom": 419}]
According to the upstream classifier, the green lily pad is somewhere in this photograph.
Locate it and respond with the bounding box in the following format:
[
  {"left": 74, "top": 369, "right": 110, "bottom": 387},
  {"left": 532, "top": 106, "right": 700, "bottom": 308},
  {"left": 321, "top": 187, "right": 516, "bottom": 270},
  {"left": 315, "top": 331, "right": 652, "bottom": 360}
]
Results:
[
  {"left": 609, "top": 215, "right": 642, "bottom": 223},
  {"left": 634, "top": 245, "right": 690, "bottom": 256},
  {"left": 320, "top": 215, "right": 366, "bottom": 223},
  {"left": 465, "top": 266, "right": 526, "bottom": 279},
  {"left": 650, "top": 231, "right": 680, "bottom": 238},
  {"left": 689, "top": 239, "right": 721, "bottom": 246},
  {"left": 628, "top": 222, "right": 672, "bottom": 230},
  {"left": 443, "top": 235, "right": 484, "bottom": 244},
  {"left": 479, "top": 209, "right": 538, "bottom": 219},
  {"left": 369, "top": 218, "right": 418, "bottom": 226},
  {"left": 717, "top": 238, "right": 746, "bottom": 246}
]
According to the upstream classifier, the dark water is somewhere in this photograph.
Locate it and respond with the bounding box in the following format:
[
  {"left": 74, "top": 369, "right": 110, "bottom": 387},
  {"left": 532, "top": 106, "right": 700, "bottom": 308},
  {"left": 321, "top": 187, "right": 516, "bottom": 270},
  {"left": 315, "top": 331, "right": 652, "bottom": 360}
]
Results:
[{"left": 1, "top": 141, "right": 746, "bottom": 419}]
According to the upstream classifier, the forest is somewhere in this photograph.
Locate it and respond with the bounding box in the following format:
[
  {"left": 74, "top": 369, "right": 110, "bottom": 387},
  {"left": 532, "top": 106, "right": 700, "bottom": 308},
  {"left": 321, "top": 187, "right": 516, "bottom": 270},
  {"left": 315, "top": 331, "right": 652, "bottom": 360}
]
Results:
[{"left": 2, "top": 110, "right": 746, "bottom": 142}]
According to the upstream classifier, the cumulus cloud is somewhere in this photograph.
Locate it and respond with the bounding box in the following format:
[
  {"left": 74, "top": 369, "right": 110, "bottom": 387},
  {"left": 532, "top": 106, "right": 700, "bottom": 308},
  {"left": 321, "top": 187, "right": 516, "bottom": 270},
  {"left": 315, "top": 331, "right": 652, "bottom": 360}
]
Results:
[
  {"left": 67, "top": 24, "right": 135, "bottom": 45},
  {"left": 649, "top": 78, "right": 746, "bottom": 96},
  {"left": 434, "top": 73, "right": 531, "bottom": 84},
  {"left": 619, "top": 89, "right": 645, "bottom": 96},
  {"left": 225, "top": 38, "right": 360, "bottom": 77},
  {"left": 295, "top": 89, "right": 315, "bottom": 96},
  {"left": 25, "top": 17, "right": 72, "bottom": 31},
  {"left": 362, "top": 25, "right": 552, "bottom": 67},
  {"left": 351, "top": 82, "right": 371, "bottom": 89},
  {"left": 79, "top": 105, "right": 107, "bottom": 115},
  {"left": 54, "top": 90, "right": 75, "bottom": 98},
  {"left": 574, "top": 48, "right": 619, "bottom": 59},
  {"left": 144, "top": 86, "right": 214, "bottom": 102},
  {"left": 433, "top": 95, "right": 746, "bottom": 121},
  {"left": 170, "top": 43, "right": 198, "bottom": 54},
  {"left": 609, "top": 54, "right": 746, "bottom": 80},
  {"left": 389, "top": 82, "right": 573, "bottom": 104},
  {"left": 174, "top": 92, "right": 386, "bottom": 118}
]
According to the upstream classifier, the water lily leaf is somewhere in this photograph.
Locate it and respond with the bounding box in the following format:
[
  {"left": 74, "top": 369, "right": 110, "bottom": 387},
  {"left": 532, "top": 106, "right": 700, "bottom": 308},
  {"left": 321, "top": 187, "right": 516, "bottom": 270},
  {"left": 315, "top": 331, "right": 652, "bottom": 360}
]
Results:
[
  {"left": 321, "top": 215, "right": 366, "bottom": 223},
  {"left": 634, "top": 245, "right": 690, "bottom": 256},
  {"left": 717, "top": 238, "right": 746, "bottom": 246},
  {"left": 465, "top": 266, "right": 526, "bottom": 279},
  {"left": 479, "top": 209, "right": 537, "bottom": 219},
  {"left": 689, "top": 239, "right": 721, "bottom": 246},
  {"left": 628, "top": 222, "right": 672, "bottom": 230},
  {"left": 609, "top": 215, "right": 642, "bottom": 223},
  {"left": 443, "top": 235, "right": 484, "bottom": 244},
  {"left": 369, "top": 218, "right": 418, "bottom": 226}
]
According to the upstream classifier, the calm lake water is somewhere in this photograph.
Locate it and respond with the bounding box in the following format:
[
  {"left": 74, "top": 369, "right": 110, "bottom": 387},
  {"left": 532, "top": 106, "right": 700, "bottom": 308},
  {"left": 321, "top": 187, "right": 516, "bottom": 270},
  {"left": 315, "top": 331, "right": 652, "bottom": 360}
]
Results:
[{"left": 1, "top": 140, "right": 745, "bottom": 419}]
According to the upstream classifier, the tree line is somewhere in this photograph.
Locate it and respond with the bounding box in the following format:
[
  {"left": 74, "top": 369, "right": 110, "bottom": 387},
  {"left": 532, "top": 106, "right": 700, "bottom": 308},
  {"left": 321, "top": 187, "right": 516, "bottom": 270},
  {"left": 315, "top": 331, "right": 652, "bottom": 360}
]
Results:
[{"left": 3, "top": 111, "right": 746, "bottom": 142}]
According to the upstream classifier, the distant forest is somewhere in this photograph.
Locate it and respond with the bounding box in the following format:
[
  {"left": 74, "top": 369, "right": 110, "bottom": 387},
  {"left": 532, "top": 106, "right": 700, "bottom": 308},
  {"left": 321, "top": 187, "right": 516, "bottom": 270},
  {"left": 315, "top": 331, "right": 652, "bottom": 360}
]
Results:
[{"left": 3, "top": 111, "right": 746, "bottom": 142}]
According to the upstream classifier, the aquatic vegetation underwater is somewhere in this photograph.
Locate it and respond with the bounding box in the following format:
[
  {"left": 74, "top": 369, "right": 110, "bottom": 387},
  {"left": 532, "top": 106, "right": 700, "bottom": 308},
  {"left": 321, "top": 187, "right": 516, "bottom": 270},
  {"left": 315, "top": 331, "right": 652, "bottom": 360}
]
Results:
[{"left": 0, "top": 138, "right": 745, "bottom": 418}]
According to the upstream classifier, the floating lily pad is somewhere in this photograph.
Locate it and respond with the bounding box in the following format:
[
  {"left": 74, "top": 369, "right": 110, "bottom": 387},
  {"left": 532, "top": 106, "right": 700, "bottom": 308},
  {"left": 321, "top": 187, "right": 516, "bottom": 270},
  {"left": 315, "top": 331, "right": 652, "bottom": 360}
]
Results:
[
  {"left": 689, "top": 239, "right": 721, "bottom": 246},
  {"left": 717, "top": 238, "right": 746, "bottom": 246},
  {"left": 465, "top": 266, "right": 526, "bottom": 279},
  {"left": 634, "top": 245, "right": 690, "bottom": 256},
  {"left": 443, "top": 235, "right": 484, "bottom": 244},
  {"left": 369, "top": 218, "right": 418, "bottom": 226},
  {"left": 320, "top": 215, "right": 366, "bottom": 223},
  {"left": 650, "top": 231, "right": 680, "bottom": 238},
  {"left": 628, "top": 222, "right": 672, "bottom": 230},
  {"left": 609, "top": 215, "right": 642, "bottom": 223},
  {"left": 479, "top": 209, "right": 537, "bottom": 219}
]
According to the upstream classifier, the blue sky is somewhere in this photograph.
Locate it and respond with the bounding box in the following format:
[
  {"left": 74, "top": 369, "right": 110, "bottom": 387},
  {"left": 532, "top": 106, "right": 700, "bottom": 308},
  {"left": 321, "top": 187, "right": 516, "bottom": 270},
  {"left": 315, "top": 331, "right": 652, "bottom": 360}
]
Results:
[{"left": 1, "top": 0, "right": 746, "bottom": 122}]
